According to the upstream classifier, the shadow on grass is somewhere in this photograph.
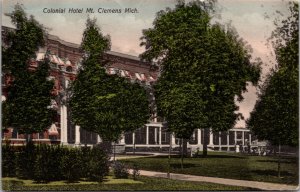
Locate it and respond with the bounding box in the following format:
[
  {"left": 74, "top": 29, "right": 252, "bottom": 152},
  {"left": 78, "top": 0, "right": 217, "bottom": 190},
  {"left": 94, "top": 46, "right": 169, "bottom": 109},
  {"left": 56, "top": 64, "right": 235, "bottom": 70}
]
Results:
[
  {"left": 196, "top": 155, "right": 246, "bottom": 159},
  {"left": 256, "top": 160, "right": 298, "bottom": 164},
  {"left": 170, "top": 163, "right": 197, "bottom": 169},
  {"left": 251, "top": 169, "right": 295, "bottom": 177},
  {"left": 152, "top": 154, "right": 246, "bottom": 159}
]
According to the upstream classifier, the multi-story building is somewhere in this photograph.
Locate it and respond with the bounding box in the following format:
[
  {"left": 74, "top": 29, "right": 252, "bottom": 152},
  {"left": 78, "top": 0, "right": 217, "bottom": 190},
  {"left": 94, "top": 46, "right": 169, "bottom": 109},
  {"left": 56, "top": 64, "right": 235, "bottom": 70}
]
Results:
[{"left": 2, "top": 26, "right": 254, "bottom": 153}]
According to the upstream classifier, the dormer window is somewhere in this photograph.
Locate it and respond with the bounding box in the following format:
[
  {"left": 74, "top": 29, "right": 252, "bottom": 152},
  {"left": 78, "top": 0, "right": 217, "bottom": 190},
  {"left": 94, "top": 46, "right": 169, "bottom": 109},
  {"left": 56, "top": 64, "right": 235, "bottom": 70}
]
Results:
[
  {"left": 66, "top": 66, "right": 73, "bottom": 72},
  {"left": 135, "top": 73, "right": 142, "bottom": 81},
  {"left": 109, "top": 68, "right": 117, "bottom": 75}
]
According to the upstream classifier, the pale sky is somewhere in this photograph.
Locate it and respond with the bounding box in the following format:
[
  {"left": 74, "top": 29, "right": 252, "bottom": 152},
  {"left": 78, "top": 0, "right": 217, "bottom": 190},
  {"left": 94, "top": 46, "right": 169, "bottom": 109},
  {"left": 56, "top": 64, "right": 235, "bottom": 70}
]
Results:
[{"left": 2, "top": 0, "right": 292, "bottom": 128}]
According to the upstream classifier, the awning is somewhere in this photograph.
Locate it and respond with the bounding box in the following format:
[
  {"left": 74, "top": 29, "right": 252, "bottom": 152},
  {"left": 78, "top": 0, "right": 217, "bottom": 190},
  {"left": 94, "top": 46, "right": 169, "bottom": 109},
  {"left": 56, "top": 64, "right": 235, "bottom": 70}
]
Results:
[
  {"left": 135, "top": 73, "right": 142, "bottom": 81},
  {"left": 48, "top": 123, "right": 59, "bottom": 136}
]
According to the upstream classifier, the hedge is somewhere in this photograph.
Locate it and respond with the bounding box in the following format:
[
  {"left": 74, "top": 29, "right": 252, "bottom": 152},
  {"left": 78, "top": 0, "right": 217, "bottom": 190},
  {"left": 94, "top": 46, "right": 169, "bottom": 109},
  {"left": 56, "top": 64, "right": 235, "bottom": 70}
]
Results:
[{"left": 2, "top": 142, "right": 109, "bottom": 183}]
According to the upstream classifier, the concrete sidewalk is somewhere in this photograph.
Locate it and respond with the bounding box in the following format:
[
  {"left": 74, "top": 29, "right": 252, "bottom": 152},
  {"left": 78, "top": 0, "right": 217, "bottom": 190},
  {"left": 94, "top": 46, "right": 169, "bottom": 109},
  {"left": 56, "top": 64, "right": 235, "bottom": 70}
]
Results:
[{"left": 131, "top": 169, "right": 299, "bottom": 191}]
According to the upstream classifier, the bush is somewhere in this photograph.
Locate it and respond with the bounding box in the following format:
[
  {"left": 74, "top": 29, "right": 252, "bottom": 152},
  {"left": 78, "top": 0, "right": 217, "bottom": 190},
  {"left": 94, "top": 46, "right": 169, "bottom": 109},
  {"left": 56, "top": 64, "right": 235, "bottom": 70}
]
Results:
[
  {"left": 46, "top": 145, "right": 65, "bottom": 181},
  {"left": 60, "top": 148, "right": 83, "bottom": 182},
  {"left": 85, "top": 147, "right": 109, "bottom": 182},
  {"left": 2, "top": 144, "right": 17, "bottom": 177},
  {"left": 113, "top": 161, "right": 129, "bottom": 179},
  {"left": 16, "top": 141, "right": 36, "bottom": 179},
  {"left": 4, "top": 143, "right": 109, "bottom": 183},
  {"left": 97, "top": 141, "right": 112, "bottom": 155},
  {"left": 33, "top": 144, "right": 51, "bottom": 183}
]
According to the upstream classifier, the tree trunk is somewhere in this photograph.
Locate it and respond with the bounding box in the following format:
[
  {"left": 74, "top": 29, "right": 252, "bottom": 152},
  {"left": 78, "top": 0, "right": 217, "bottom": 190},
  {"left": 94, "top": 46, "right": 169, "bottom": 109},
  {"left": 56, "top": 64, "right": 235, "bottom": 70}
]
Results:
[
  {"left": 113, "top": 142, "right": 116, "bottom": 162},
  {"left": 202, "top": 128, "right": 208, "bottom": 157},
  {"left": 167, "top": 132, "right": 172, "bottom": 179},
  {"left": 278, "top": 141, "right": 281, "bottom": 178},
  {"left": 182, "top": 138, "right": 188, "bottom": 157},
  {"left": 26, "top": 134, "right": 31, "bottom": 143},
  {"left": 181, "top": 138, "right": 184, "bottom": 171},
  {"left": 133, "top": 131, "right": 136, "bottom": 155},
  {"left": 85, "top": 130, "right": 87, "bottom": 147}
]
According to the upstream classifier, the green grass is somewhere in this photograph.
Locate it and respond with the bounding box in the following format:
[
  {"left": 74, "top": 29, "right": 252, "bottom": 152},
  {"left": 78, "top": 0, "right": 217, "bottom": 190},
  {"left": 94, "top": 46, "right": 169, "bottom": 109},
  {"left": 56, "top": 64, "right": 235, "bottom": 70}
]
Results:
[
  {"left": 2, "top": 175, "right": 256, "bottom": 191},
  {"left": 120, "top": 152, "right": 299, "bottom": 185}
]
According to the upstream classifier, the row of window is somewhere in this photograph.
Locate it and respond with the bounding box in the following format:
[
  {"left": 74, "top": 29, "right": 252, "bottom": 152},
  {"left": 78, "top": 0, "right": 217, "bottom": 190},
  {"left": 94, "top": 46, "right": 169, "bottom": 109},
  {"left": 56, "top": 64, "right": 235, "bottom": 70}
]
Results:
[{"left": 107, "top": 68, "right": 155, "bottom": 82}]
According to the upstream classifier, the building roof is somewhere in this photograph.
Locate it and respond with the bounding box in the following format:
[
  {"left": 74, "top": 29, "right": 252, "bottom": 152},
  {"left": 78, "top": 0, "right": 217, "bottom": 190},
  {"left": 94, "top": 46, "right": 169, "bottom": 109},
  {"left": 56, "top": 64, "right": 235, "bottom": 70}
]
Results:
[{"left": 3, "top": 26, "right": 145, "bottom": 63}]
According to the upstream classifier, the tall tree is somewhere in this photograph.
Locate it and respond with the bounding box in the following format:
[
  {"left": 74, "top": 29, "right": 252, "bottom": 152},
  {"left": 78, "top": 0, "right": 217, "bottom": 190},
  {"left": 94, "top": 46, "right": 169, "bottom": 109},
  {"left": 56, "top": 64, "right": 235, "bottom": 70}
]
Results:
[
  {"left": 140, "top": 0, "right": 261, "bottom": 158},
  {"left": 247, "top": 1, "right": 298, "bottom": 150},
  {"left": 247, "top": 2, "right": 298, "bottom": 177},
  {"left": 69, "top": 18, "right": 150, "bottom": 143},
  {"left": 2, "top": 4, "right": 54, "bottom": 136}
]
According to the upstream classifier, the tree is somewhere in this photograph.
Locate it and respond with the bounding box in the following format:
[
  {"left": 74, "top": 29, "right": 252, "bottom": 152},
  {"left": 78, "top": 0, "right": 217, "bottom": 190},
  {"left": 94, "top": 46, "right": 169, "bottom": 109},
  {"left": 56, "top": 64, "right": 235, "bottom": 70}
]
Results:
[
  {"left": 2, "top": 4, "right": 54, "bottom": 136},
  {"left": 69, "top": 18, "right": 150, "bottom": 144},
  {"left": 140, "top": 0, "right": 261, "bottom": 160},
  {"left": 247, "top": 2, "right": 298, "bottom": 177}
]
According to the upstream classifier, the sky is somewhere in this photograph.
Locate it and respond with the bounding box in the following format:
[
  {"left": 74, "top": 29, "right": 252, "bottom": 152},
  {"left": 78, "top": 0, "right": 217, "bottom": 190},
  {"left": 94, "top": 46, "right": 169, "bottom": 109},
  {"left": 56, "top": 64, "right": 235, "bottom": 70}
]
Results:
[{"left": 2, "top": 0, "right": 293, "bottom": 128}]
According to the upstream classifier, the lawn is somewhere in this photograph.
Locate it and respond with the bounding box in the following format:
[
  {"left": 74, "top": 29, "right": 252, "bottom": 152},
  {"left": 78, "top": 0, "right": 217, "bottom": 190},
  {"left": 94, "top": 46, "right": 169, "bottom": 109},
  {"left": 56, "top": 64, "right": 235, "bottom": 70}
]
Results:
[
  {"left": 2, "top": 176, "right": 255, "bottom": 191},
  {"left": 120, "top": 152, "right": 299, "bottom": 185}
]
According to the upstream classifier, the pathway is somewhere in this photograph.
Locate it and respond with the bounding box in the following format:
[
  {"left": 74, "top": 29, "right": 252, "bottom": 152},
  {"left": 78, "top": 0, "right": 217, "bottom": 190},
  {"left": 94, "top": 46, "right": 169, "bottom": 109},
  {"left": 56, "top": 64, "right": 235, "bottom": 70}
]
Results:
[{"left": 130, "top": 169, "right": 299, "bottom": 191}]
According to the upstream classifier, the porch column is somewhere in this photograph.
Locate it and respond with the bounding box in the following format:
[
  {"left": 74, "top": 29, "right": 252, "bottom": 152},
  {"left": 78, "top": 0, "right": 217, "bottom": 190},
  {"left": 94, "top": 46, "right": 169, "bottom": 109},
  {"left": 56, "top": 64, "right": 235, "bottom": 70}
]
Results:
[
  {"left": 63, "top": 105, "right": 68, "bottom": 144},
  {"left": 97, "top": 135, "right": 101, "bottom": 143},
  {"left": 60, "top": 105, "right": 64, "bottom": 143},
  {"left": 146, "top": 126, "right": 149, "bottom": 145},
  {"left": 60, "top": 105, "right": 68, "bottom": 144},
  {"left": 171, "top": 133, "right": 176, "bottom": 145},
  {"left": 120, "top": 134, "right": 125, "bottom": 145},
  {"left": 234, "top": 131, "right": 237, "bottom": 144},
  {"left": 132, "top": 132, "right": 135, "bottom": 145},
  {"left": 75, "top": 125, "right": 80, "bottom": 145},
  {"left": 209, "top": 128, "right": 213, "bottom": 145},
  {"left": 249, "top": 133, "right": 252, "bottom": 145},
  {"left": 242, "top": 131, "right": 245, "bottom": 146},
  {"left": 219, "top": 131, "right": 221, "bottom": 151},
  {"left": 227, "top": 131, "right": 230, "bottom": 151},
  {"left": 154, "top": 128, "right": 157, "bottom": 144},
  {"left": 159, "top": 126, "right": 162, "bottom": 146},
  {"left": 197, "top": 129, "right": 201, "bottom": 145}
]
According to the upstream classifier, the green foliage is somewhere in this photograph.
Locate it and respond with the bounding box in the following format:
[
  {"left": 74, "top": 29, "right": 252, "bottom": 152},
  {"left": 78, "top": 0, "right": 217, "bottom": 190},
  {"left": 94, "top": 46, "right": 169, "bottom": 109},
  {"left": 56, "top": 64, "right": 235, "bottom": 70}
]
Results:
[
  {"left": 80, "top": 17, "right": 111, "bottom": 62},
  {"left": 33, "top": 145, "right": 50, "bottom": 183},
  {"left": 60, "top": 148, "right": 83, "bottom": 182},
  {"left": 2, "top": 4, "right": 54, "bottom": 134},
  {"left": 70, "top": 18, "right": 150, "bottom": 142},
  {"left": 140, "top": 1, "right": 261, "bottom": 139},
  {"left": 113, "top": 161, "right": 129, "bottom": 179},
  {"left": 16, "top": 141, "right": 36, "bottom": 179},
  {"left": 2, "top": 4, "right": 45, "bottom": 73},
  {"left": 2, "top": 144, "right": 17, "bottom": 177},
  {"left": 84, "top": 147, "right": 110, "bottom": 182},
  {"left": 247, "top": 2, "right": 298, "bottom": 146},
  {"left": 5, "top": 143, "right": 109, "bottom": 183}
]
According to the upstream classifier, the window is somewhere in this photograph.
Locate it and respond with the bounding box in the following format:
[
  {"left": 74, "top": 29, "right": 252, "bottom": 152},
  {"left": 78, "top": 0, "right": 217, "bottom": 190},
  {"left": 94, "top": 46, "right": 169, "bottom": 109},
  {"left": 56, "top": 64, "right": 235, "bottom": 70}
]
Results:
[
  {"left": 135, "top": 73, "right": 142, "bottom": 81},
  {"left": 12, "top": 128, "right": 18, "bottom": 139},
  {"left": 109, "top": 68, "right": 117, "bottom": 74}
]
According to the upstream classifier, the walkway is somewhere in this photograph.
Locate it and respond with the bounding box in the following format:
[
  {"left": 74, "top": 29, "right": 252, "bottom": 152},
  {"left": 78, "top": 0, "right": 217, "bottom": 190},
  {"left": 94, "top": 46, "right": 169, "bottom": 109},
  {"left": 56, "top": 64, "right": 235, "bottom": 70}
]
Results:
[{"left": 130, "top": 169, "right": 299, "bottom": 191}]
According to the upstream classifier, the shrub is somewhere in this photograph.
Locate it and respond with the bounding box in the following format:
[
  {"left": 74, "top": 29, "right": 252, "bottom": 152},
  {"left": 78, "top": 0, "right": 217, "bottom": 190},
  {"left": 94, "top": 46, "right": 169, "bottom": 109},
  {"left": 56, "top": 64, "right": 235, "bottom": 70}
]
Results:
[
  {"left": 33, "top": 144, "right": 51, "bottom": 183},
  {"left": 97, "top": 141, "right": 112, "bottom": 155},
  {"left": 2, "top": 144, "right": 17, "bottom": 177},
  {"left": 113, "top": 161, "right": 129, "bottom": 179},
  {"left": 46, "top": 145, "right": 64, "bottom": 181},
  {"left": 85, "top": 147, "right": 109, "bottom": 182},
  {"left": 16, "top": 141, "right": 36, "bottom": 179},
  {"left": 60, "top": 148, "right": 82, "bottom": 182}
]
